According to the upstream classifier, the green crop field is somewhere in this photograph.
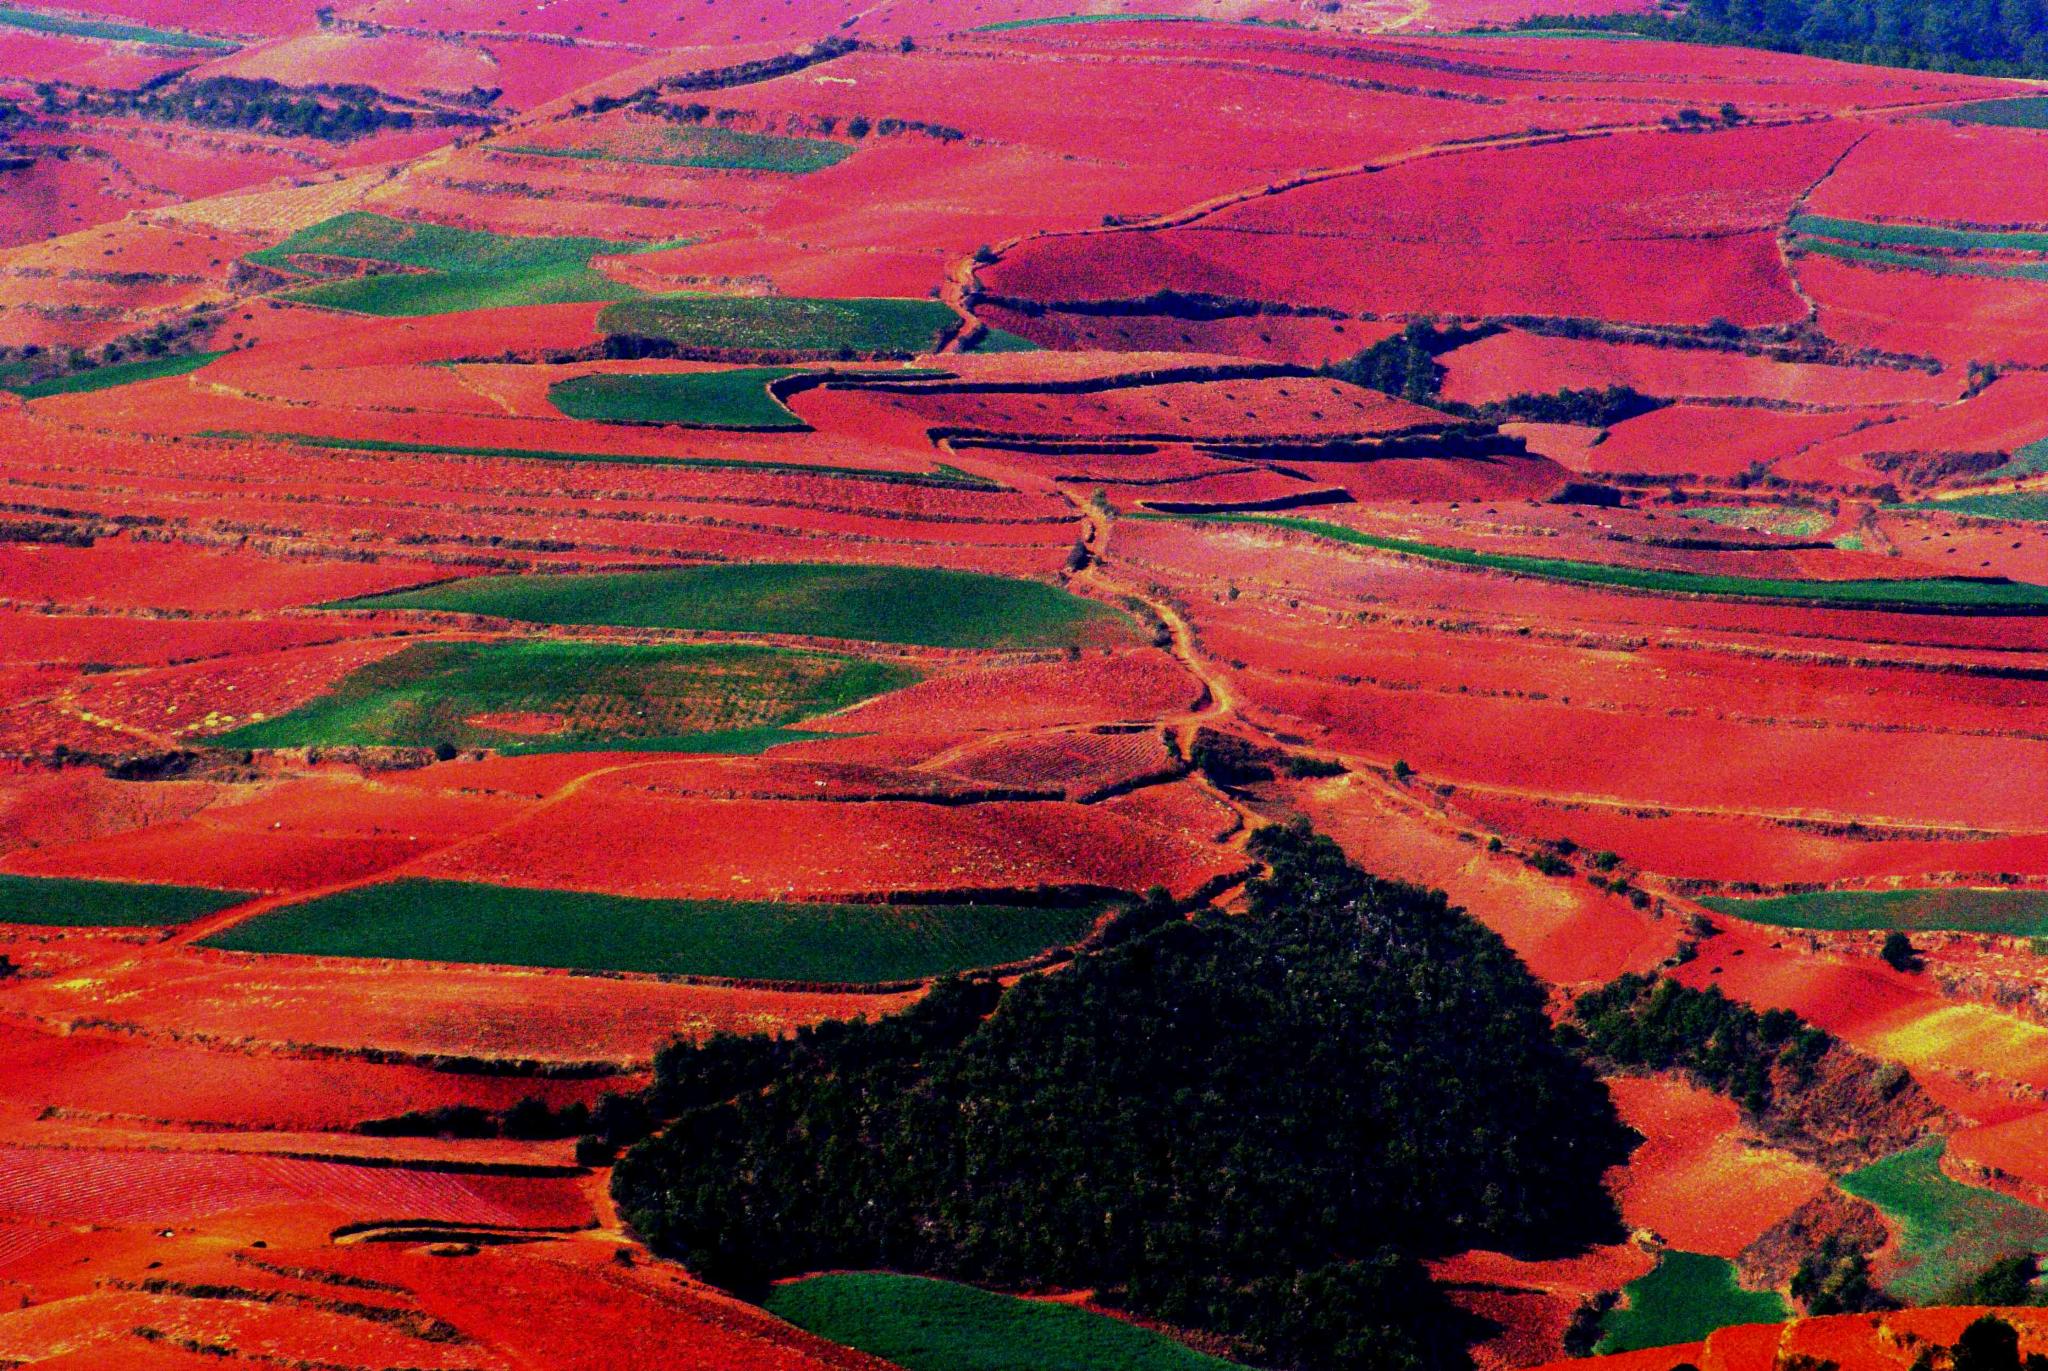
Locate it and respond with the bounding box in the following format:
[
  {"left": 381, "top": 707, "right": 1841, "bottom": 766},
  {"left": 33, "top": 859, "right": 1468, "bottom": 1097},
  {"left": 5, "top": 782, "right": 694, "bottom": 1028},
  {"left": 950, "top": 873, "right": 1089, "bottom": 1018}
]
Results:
[
  {"left": 598, "top": 294, "right": 958, "bottom": 356},
  {"left": 1791, "top": 213, "right": 2048, "bottom": 254},
  {"left": 286, "top": 268, "right": 642, "bottom": 316},
  {"left": 1679, "top": 505, "right": 1830, "bottom": 537},
  {"left": 1921, "top": 491, "right": 2048, "bottom": 521},
  {"left": 202, "top": 881, "right": 1098, "bottom": 981},
  {"left": 498, "top": 127, "right": 851, "bottom": 174},
  {"left": 7, "top": 351, "right": 225, "bottom": 399},
  {"left": 1927, "top": 96, "right": 2048, "bottom": 128},
  {"left": 1793, "top": 236, "right": 2048, "bottom": 283},
  {"left": 549, "top": 368, "right": 804, "bottom": 427},
  {"left": 967, "top": 327, "right": 1042, "bottom": 353},
  {"left": 208, "top": 640, "right": 913, "bottom": 754},
  {"left": 194, "top": 429, "right": 998, "bottom": 487},
  {"left": 251, "top": 212, "right": 687, "bottom": 317},
  {"left": 764, "top": 1274, "right": 1250, "bottom": 1371},
  {"left": 331, "top": 564, "right": 1138, "bottom": 649},
  {"left": 1187, "top": 513, "right": 2048, "bottom": 610},
  {"left": 1596, "top": 1252, "right": 1788, "bottom": 1355},
  {"left": 1840, "top": 1142, "right": 2048, "bottom": 1302},
  {"left": 0, "top": 874, "right": 252, "bottom": 927},
  {"left": 0, "top": 4, "right": 233, "bottom": 48},
  {"left": 1702, "top": 888, "right": 2048, "bottom": 937}
]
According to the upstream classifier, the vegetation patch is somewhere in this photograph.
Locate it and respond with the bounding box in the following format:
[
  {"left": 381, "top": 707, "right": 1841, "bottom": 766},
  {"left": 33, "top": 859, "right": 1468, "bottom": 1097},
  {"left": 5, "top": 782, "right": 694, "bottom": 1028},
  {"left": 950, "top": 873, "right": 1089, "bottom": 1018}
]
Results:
[
  {"left": 1839, "top": 1141, "right": 2048, "bottom": 1303},
  {"left": 966, "top": 327, "right": 1042, "bottom": 353},
  {"left": 7, "top": 351, "right": 224, "bottom": 399},
  {"left": 0, "top": 874, "right": 252, "bottom": 927},
  {"left": 1793, "top": 237, "right": 2048, "bottom": 284},
  {"left": 1187, "top": 513, "right": 2048, "bottom": 610},
  {"left": 1678, "top": 505, "right": 1830, "bottom": 538},
  {"left": 0, "top": 5, "right": 233, "bottom": 49},
  {"left": 610, "top": 826, "right": 1633, "bottom": 1371},
  {"left": 1791, "top": 214, "right": 2048, "bottom": 255},
  {"left": 1920, "top": 491, "right": 2048, "bottom": 521},
  {"left": 253, "top": 213, "right": 684, "bottom": 317},
  {"left": 549, "top": 368, "right": 804, "bottom": 427},
  {"left": 209, "top": 640, "right": 913, "bottom": 754},
  {"left": 202, "top": 881, "right": 1097, "bottom": 982},
  {"left": 333, "top": 565, "right": 1136, "bottom": 650},
  {"left": 764, "top": 1274, "right": 1250, "bottom": 1371},
  {"left": 1702, "top": 888, "right": 2048, "bottom": 938},
  {"left": 975, "top": 12, "right": 1216, "bottom": 29},
  {"left": 498, "top": 127, "right": 851, "bottom": 174},
  {"left": 1597, "top": 1251, "right": 1788, "bottom": 1354},
  {"left": 1925, "top": 96, "right": 2048, "bottom": 128},
  {"left": 598, "top": 295, "right": 959, "bottom": 357}
]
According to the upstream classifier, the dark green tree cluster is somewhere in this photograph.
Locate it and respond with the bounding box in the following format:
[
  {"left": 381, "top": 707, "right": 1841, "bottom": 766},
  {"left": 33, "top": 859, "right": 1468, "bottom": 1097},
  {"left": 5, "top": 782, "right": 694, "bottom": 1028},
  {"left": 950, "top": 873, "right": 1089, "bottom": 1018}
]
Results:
[
  {"left": 1948, "top": 1254, "right": 2047, "bottom": 1308},
  {"left": 1323, "top": 320, "right": 1495, "bottom": 404},
  {"left": 1791, "top": 1237, "right": 1892, "bottom": 1314},
  {"left": 1569, "top": 974, "right": 1831, "bottom": 1116},
  {"left": 1508, "top": 0, "right": 2048, "bottom": 78},
  {"left": 63, "top": 78, "right": 485, "bottom": 142},
  {"left": 612, "top": 824, "right": 1635, "bottom": 1371},
  {"left": 1471, "top": 385, "right": 1664, "bottom": 428},
  {"left": 1950, "top": 1315, "right": 2048, "bottom": 1371}
]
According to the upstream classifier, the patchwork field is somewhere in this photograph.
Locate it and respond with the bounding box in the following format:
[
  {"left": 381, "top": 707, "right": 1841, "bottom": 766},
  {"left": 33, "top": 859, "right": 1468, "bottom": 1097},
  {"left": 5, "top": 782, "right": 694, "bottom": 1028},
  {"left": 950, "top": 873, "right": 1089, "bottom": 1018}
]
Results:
[{"left": 4, "top": 4, "right": 2048, "bottom": 1368}]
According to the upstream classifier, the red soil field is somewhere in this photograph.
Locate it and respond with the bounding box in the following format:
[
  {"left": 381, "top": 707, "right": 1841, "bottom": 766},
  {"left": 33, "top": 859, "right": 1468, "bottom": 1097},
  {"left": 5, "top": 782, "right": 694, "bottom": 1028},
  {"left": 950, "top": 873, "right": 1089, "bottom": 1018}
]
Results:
[
  {"left": 1587, "top": 403, "right": 1889, "bottom": 479},
  {"left": 1803, "top": 254, "right": 2048, "bottom": 367},
  {"left": 1440, "top": 331, "right": 1960, "bottom": 408},
  {"left": 1807, "top": 120, "right": 2048, "bottom": 228},
  {"left": 987, "top": 121, "right": 1858, "bottom": 327},
  {"left": 1604, "top": 1074, "right": 1830, "bottom": 1257}
]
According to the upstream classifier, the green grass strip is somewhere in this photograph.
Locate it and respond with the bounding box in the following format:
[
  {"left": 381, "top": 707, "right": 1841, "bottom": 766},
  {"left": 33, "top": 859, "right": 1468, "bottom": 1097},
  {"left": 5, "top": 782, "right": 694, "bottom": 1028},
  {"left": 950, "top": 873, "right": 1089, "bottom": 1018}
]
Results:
[
  {"left": 495, "top": 128, "right": 851, "bottom": 174},
  {"left": 550, "top": 367, "right": 805, "bottom": 428},
  {"left": 765, "top": 1273, "right": 1251, "bottom": 1371},
  {"left": 1184, "top": 512, "right": 2048, "bottom": 609},
  {"left": 202, "top": 880, "right": 1098, "bottom": 982},
  {"left": 974, "top": 11, "right": 1214, "bottom": 29},
  {"left": 1794, "top": 236, "right": 2048, "bottom": 283},
  {"left": 1840, "top": 1141, "right": 2048, "bottom": 1303},
  {"left": 9, "top": 351, "right": 224, "bottom": 399},
  {"left": 1792, "top": 213, "right": 2048, "bottom": 254},
  {"left": 0, "top": 873, "right": 252, "bottom": 927},
  {"left": 1924, "top": 96, "right": 2048, "bottom": 128},
  {"left": 1596, "top": 1252, "right": 1787, "bottom": 1355},
  {"left": 598, "top": 294, "right": 958, "bottom": 357},
  {"left": 330, "top": 564, "right": 1137, "bottom": 649},
  {"left": 1678, "top": 505, "right": 1830, "bottom": 537},
  {"left": 1915, "top": 491, "right": 2048, "bottom": 521},
  {"left": 208, "top": 640, "right": 914, "bottom": 754},
  {"left": 248, "top": 212, "right": 673, "bottom": 274},
  {"left": 0, "top": 4, "right": 233, "bottom": 49},
  {"left": 192, "top": 429, "right": 999, "bottom": 487},
  {"left": 283, "top": 265, "right": 643, "bottom": 318},
  {"left": 1702, "top": 888, "right": 2048, "bottom": 937}
]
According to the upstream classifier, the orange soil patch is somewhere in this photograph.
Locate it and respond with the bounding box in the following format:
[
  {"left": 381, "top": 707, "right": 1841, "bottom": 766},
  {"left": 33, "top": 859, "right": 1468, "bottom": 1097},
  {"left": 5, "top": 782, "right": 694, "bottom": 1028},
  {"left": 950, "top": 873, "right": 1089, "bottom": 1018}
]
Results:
[
  {"left": 6, "top": 945, "right": 919, "bottom": 1067},
  {"left": 0, "top": 535, "right": 446, "bottom": 613},
  {"left": 1604, "top": 1074, "right": 1829, "bottom": 1258},
  {"left": 1544, "top": 1306, "right": 2048, "bottom": 1371},
  {"left": 820, "top": 649, "right": 1202, "bottom": 734}
]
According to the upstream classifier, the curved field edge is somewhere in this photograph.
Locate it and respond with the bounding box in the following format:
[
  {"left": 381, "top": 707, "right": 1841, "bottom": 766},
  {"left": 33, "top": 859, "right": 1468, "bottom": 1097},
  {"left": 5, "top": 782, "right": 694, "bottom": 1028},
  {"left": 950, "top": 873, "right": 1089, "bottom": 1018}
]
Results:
[
  {"left": 763, "top": 1273, "right": 1251, "bottom": 1371},
  {"left": 1595, "top": 1251, "right": 1788, "bottom": 1355},
  {"left": 1177, "top": 514, "right": 2048, "bottom": 610},
  {"left": 1701, "top": 889, "right": 2048, "bottom": 937},
  {"left": 198, "top": 880, "right": 1107, "bottom": 983},
  {"left": 203, "top": 641, "right": 916, "bottom": 755},
  {"left": 0, "top": 874, "right": 254, "bottom": 927},
  {"left": 325, "top": 565, "right": 1142, "bottom": 650},
  {"left": 1838, "top": 1141, "right": 2048, "bottom": 1303}
]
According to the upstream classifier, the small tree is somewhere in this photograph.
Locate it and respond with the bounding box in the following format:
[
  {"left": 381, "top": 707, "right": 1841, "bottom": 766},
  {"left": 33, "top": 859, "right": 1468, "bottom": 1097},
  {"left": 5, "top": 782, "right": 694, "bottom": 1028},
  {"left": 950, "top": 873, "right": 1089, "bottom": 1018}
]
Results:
[{"left": 1880, "top": 931, "right": 1922, "bottom": 974}]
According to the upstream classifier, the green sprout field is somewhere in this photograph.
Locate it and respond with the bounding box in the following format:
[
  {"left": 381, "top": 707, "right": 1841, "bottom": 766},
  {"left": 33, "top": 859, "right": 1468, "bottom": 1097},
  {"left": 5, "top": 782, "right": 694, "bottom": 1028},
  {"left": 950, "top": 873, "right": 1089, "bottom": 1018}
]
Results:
[
  {"left": 1596, "top": 1251, "right": 1788, "bottom": 1354},
  {"left": 331, "top": 564, "right": 1137, "bottom": 649},
  {"left": 598, "top": 294, "right": 958, "bottom": 356},
  {"left": 1702, "top": 888, "right": 2048, "bottom": 937},
  {"left": 0, "top": 874, "right": 252, "bottom": 927},
  {"left": 0, "top": 4, "right": 232, "bottom": 48},
  {"left": 6, "top": 351, "right": 225, "bottom": 399},
  {"left": 209, "top": 640, "right": 913, "bottom": 754},
  {"left": 202, "top": 881, "right": 1099, "bottom": 982},
  {"left": 1194, "top": 514, "right": 2048, "bottom": 610},
  {"left": 1839, "top": 1142, "right": 2048, "bottom": 1303},
  {"left": 252, "top": 212, "right": 686, "bottom": 317},
  {"left": 549, "top": 368, "right": 806, "bottom": 427},
  {"left": 763, "top": 1274, "right": 1250, "bottom": 1371},
  {"left": 499, "top": 127, "right": 852, "bottom": 173}
]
